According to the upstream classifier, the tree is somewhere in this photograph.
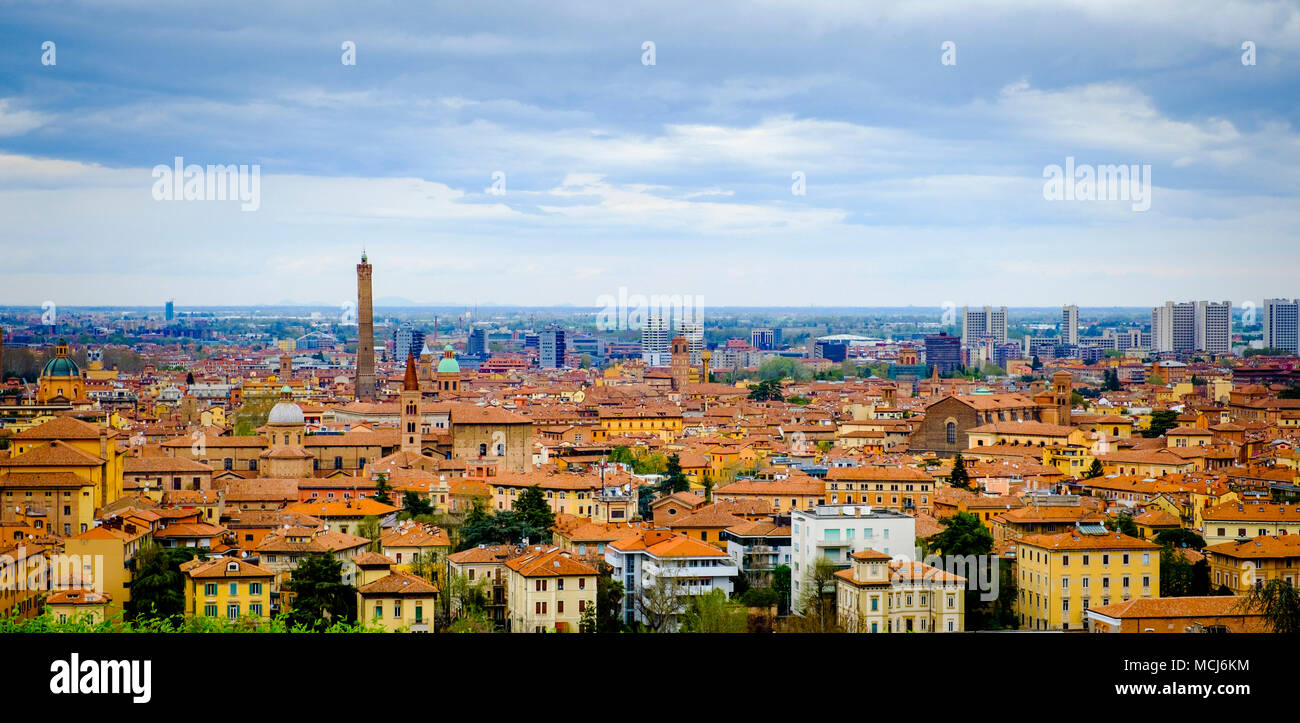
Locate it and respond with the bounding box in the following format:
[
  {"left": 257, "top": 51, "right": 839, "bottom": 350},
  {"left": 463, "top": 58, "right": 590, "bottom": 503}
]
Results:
[
  {"left": 659, "top": 454, "right": 690, "bottom": 495},
  {"left": 1154, "top": 528, "right": 1205, "bottom": 550},
  {"left": 637, "top": 571, "right": 687, "bottom": 632},
  {"left": 1103, "top": 368, "right": 1122, "bottom": 392},
  {"left": 185, "top": 371, "right": 195, "bottom": 386},
  {"left": 513, "top": 485, "right": 556, "bottom": 541},
  {"left": 782, "top": 558, "right": 841, "bottom": 632},
  {"left": 948, "top": 453, "right": 972, "bottom": 490},
  {"left": 679, "top": 589, "right": 747, "bottom": 633},
  {"left": 1109, "top": 513, "right": 1139, "bottom": 537},
  {"left": 747, "top": 378, "right": 784, "bottom": 402},
  {"left": 372, "top": 474, "right": 393, "bottom": 504},
  {"left": 584, "top": 562, "right": 625, "bottom": 633},
  {"left": 772, "top": 564, "right": 792, "bottom": 616},
  {"left": 127, "top": 543, "right": 204, "bottom": 622},
  {"left": 929, "top": 511, "right": 993, "bottom": 558},
  {"left": 400, "top": 491, "right": 434, "bottom": 519},
  {"left": 1143, "top": 410, "right": 1179, "bottom": 438},
  {"left": 357, "top": 515, "right": 383, "bottom": 552},
  {"left": 1146, "top": 372, "right": 1165, "bottom": 387},
  {"left": 1085, "top": 458, "right": 1104, "bottom": 479},
  {"left": 1237, "top": 579, "right": 1300, "bottom": 633},
  {"left": 285, "top": 553, "right": 357, "bottom": 630}
]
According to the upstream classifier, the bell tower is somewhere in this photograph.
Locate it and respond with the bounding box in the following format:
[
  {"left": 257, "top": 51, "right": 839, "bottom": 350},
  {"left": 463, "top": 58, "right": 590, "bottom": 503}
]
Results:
[{"left": 401, "top": 351, "right": 421, "bottom": 455}]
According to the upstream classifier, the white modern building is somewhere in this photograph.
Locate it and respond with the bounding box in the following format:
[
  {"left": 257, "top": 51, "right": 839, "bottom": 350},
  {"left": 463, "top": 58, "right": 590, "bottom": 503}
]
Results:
[
  {"left": 1061, "top": 305, "right": 1079, "bottom": 346},
  {"left": 641, "top": 314, "right": 670, "bottom": 366},
  {"left": 606, "top": 529, "right": 739, "bottom": 630},
  {"left": 962, "top": 306, "right": 1008, "bottom": 347},
  {"left": 789, "top": 504, "right": 916, "bottom": 612},
  {"left": 1152, "top": 300, "right": 1230, "bottom": 354},
  {"left": 1264, "top": 299, "right": 1299, "bottom": 354}
]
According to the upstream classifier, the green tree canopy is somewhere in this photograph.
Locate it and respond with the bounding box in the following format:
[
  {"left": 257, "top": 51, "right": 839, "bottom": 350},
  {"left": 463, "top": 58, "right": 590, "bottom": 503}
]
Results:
[{"left": 285, "top": 553, "right": 357, "bottom": 630}]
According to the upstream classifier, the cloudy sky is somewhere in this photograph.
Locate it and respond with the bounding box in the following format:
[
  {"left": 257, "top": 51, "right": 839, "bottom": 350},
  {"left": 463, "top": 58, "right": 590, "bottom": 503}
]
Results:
[{"left": 1, "top": 0, "right": 1298, "bottom": 308}]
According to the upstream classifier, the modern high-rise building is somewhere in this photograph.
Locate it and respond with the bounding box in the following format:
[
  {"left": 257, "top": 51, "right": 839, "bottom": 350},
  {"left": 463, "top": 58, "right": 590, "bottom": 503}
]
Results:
[
  {"left": 924, "top": 332, "right": 962, "bottom": 375},
  {"left": 1060, "top": 305, "right": 1079, "bottom": 346},
  {"left": 962, "top": 306, "right": 1008, "bottom": 346},
  {"left": 677, "top": 319, "right": 704, "bottom": 364},
  {"left": 355, "top": 254, "right": 376, "bottom": 400},
  {"left": 393, "top": 323, "right": 426, "bottom": 365},
  {"left": 165, "top": 300, "right": 174, "bottom": 322},
  {"left": 1195, "top": 301, "right": 1232, "bottom": 355},
  {"left": 641, "top": 314, "right": 670, "bottom": 365},
  {"left": 1152, "top": 301, "right": 1230, "bottom": 354},
  {"left": 1264, "top": 299, "right": 1300, "bottom": 354},
  {"left": 750, "top": 328, "right": 781, "bottom": 350},
  {"left": 539, "top": 327, "right": 567, "bottom": 369},
  {"left": 467, "top": 327, "right": 489, "bottom": 358}
]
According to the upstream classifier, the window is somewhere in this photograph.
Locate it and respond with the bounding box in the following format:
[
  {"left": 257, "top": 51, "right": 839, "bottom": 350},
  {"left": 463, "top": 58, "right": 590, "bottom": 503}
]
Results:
[
  {"left": 334, "top": 456, "right": 343, "bottom": 470},
  {"left": 204, "top": 604, "right": 217, "bottom": 617},
  {"left": 578, "top": 578, "right": 586, "bottom": 590},
  {"left": 227, "top": 604, "right": 240, "bottom": 620},
  {"left": 946, "top": 422, "right": 956, "bottom": 444},
  {"left": 557, "top": 579, "right": 564, "bottom": 591},
  {"left": 229, "top": 582, "right": 238, "bottom": 596},
  {"left": 375, "top": 604, "right": 383, "bottom": 619},
  {"left": 557, "top": 601, "right": 564, "bottom": 614},
  {"left": 250, "top": 582, "right": 262, "bottom": 595}
]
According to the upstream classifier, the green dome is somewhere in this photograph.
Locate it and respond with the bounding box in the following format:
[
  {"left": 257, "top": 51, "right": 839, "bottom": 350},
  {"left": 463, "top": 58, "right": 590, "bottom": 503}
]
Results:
[
  {"left": 41, "top": 355, "right": 80, "bottom": 378},
  {"left": 437, "top": 355, "right": 460, "bottom": 374}
]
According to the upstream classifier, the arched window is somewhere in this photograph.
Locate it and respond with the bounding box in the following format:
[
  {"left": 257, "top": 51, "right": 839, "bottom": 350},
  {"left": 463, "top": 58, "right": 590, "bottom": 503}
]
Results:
[
  {"left": 946, "top": 422, "right": 956, "bottom": 444},
  {"left": 479, "top": 443, "right": 488, "bottom": 456}
]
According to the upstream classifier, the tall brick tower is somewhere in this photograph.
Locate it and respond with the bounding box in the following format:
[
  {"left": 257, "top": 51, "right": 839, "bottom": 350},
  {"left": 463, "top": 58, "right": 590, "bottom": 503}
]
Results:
[
  {"left": 670, "top": 335, "right": 689, "bottom": 392},
  {"left": 401, "top": 351, "right": 421, "bottom": 455},
  {"left": 355, "top": 253, "right": 376, "bottom": 400}
]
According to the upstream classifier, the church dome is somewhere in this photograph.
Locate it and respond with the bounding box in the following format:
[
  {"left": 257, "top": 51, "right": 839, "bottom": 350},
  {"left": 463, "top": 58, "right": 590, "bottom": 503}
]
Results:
[
  {"left": 41, "top": 340, "right": 80, "bottom": 378},
  {"left": 42, "top": 355, "right": 80, "bottom": 378},
  {"left": 436, "top": 344, "right": 460, "bottom": 374},
  {"left": 268, "top": 400, "right": 305, "bottom": 425}
]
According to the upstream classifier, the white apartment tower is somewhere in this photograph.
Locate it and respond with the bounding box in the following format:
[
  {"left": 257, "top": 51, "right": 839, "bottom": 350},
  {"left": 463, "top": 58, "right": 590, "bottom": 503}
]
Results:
[
  {"left": 641, "top": 314, "right": 670, "bottom": 366},
  {"left": 1152, "top": 301, "right": 1231, "bottom": 354},
  {"left": 1264, "top": 299, "right": 1300, "bottom": 354},
  {"left": 961, "top": 306, "right": 1008, "bottom": 347},
  {"left": 1061, "top": 305, "right": 1079, "bottom": 346}
]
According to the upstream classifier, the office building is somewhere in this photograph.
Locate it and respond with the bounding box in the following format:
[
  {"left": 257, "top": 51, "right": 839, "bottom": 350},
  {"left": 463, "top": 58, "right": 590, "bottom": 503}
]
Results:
[
  {"left": 467, "top": 327, "right": 489, "bottom": 358},
  {"left": 924, "top": 332, "right": 961, "bottom": 375},
  {"left": 539, "top": 327, "right": 567, "bottom": 369},
  {"left": 751, "top": 328, "right": 781, "bottom": 350},
  {"left": 1195, "top": 301, "right": 1231, "bottom": 355},
  {"left": 392, "top": 323, "right": 426, "bottom": 365}
]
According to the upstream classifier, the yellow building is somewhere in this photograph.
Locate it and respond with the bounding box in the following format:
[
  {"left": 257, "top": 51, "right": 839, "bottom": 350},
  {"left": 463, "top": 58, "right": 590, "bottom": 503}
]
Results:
[
  {"left": 1202, "top": 501, "right": 1300, "bottom": 546},
  {"left": 64, "top": 522, "right": 151, "bottom": 613},
  {"left": 1205, "top": 534, "right": 1300, "bottom": 593},
  {"left": 1042, "top": 445, "right": 1095, "bottom": 478},
  {"left": 46, "top": 589, "right": 112, "bottom": 625},
  {"left": 181, "top": 556, "right": 275, "bottom": 622},
  {"left": 3, "top": 416, "right": 127, "bottom": 518},
  {"left": 1016, "top": 527, "right": 1160, "bottom": 631},
  {"left": 504, "top": 546, "right": 597, "bottom": 633},
  {"left": 596, "top": 406, "right": 683, "bottom": 442},
  {"left": 835, "top": 550, "right": 966, "bottom": 633},
  {"left": 357, "top": 569, "right": 439, "bottom": 632}
]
